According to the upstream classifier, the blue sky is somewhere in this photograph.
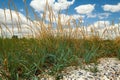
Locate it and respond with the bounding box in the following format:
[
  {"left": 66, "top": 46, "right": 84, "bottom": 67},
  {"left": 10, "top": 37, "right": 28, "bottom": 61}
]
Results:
[{"left": 0, "top": 0, "right": 120, "bottom": 25}]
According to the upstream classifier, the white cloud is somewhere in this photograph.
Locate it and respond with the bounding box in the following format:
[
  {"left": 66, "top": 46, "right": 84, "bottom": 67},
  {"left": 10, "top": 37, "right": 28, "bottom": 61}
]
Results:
[
  {"left": 30, "top": 0, "right": 75, "bottom": 12},
  {"left": 0, "top": 8, "right": 35, "bottom": 37},
  {"left": 0, "top": 24, "right": 36, "bottom": 38},
  {"left": 94, "top": 21, "right": 110, "bottom": 29},
  {"left": 58, "top": 14, "right": 84, "bottom": 25},
  {"left": 102, "top": 3, "right": 120, "bottom": 12},
  {"left": 87, "top": 13, "right": 96, "bottom": 18},
  {"left": 53, "top": 0, "right": 75, "bottom": 11},
  {"left": 98, "top": 13, "right": 110, "bottom": 19},
  {"left": 30, "top": 0, "right": 55, "bottom": 12},
  {"left": 30, "top": 0, "right": 85, "bottom": 26},
  {"left": 0, "top": 8, "right": 28, "bottom": 25},
  {"left": 86, "top": 21, "right": 111, "bottom": 38},
  {"left": 87, "top": 13, "right": 110, "bottom": 19},
  {"left": 72, "top": 14, "right": 85, "bottom": 20},
  {"left": 75, "top": 4, "right": 95, "bottom": 14},
  {"left": 40, "top": 10, "right": 84, "bottom": 25},
  {"left": 86, "top": 20, "right": 110, "bottom": 32},
  {"left": 30, "top": 0, "right": 76, "bottom": 25}
]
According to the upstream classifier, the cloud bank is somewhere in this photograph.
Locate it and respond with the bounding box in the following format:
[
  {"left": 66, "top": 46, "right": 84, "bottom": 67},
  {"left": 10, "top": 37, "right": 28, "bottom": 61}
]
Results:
[
  {"left": 30, "top": 0, "right": 84, "bottom": 25},
  {"left": 0, "top": 8, "right": 34, "bottom": 38},
  {"left": 102, "top": 3, "right": 120, "bottom": 12},
  {"left": 75, "top": 4, "right": 95, "bottom": 14},
  {"left": 30, "top": 0, "right": 75, "bottom": 12}
]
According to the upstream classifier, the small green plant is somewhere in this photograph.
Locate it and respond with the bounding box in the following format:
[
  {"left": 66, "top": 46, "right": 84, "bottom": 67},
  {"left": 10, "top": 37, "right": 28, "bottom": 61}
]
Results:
[
  {"left": 55, "top": 73, "right": 63, "bottom": 80},
  {"left": 117, "top": 49, "right": 120, "bottom": 60},
  {"left": 83, "top": 45, "right": 99, "bottom": 63},
  {"left": 12, "top": 35, "right": 18, "bottom": 39},
  {"left": 89, "top": 63, "right": 99, "bottom": 73}
]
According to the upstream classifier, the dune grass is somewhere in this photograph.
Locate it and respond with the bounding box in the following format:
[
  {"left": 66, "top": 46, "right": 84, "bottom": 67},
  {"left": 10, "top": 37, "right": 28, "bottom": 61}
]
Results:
[
  {"left": 0, "top": 0, "right": 120, "bottom": 79},
  {"left": 0, "top": 36, "right": 120, "bottom": 79}
]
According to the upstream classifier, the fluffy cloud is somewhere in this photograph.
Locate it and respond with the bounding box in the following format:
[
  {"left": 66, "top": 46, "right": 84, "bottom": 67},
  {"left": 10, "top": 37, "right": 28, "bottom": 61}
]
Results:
[
  {"left": 86, "top": 21, "right": 120, "bottom": 38},
  {"left": 75, "top": 4, "right": 95, "bottom": 14},
  {"left": 0, "top": 8, "right": 28, "bottom": 24},
  {"left": 93, "top": 21, "right": 110, "bottom": 29},
  {"left": 0, "top": 25, "right": 34, "bottom": 38},
  {"left": 72, "top": 14, "right": 85, "bottom": 20},
  {"left": 102, "top": 3, "right": 120, "bottom": 12},
  {"left": 30, "top": 0, "right": 75, "bottom": 12},
  {"left": 30, "top": 0, "right": 55, "bottom": 12},
  {"left": 87, "top": 13, "right": 96, "bottom": 18},
  {"left": 30, "top": 0, "right": 86, "bottom": 27},
  {"left": 86, "top": 21, "right": 112, "bottom": 38},
  {"left": 86, "top": 21, "right": 110, "bottom": 33},
  {"left": 30, "top": 0, "right": 76, "bottom": 25},
  {"left": 39, "top": 10, "right": 84, "bottom": 25},
  {"left": 0, "top": 8, "right": 34, "bottom": 37},
  {"left": 87, "top": 13, "right": 110, "bottom": 19},
  {"left": 57, "top": 14, "right": 84, "bottom": 25},
  {"left": 53, "top": 0, "right": 75, "bottom": 11},
  {"left": 98, "top": 13, "right": 110, "bottom": 19}
]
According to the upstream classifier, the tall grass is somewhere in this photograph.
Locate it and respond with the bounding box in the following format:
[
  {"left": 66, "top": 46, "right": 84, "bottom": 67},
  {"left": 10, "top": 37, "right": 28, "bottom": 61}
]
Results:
[{"left": 0, "top": 0, "right": 120, "bottom": 79}]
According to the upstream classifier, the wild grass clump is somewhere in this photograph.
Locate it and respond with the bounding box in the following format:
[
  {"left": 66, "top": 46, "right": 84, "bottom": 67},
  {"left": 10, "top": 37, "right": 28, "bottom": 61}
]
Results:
[{"left": 0, "top": 0, "right": 120, "bottom": 79}]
